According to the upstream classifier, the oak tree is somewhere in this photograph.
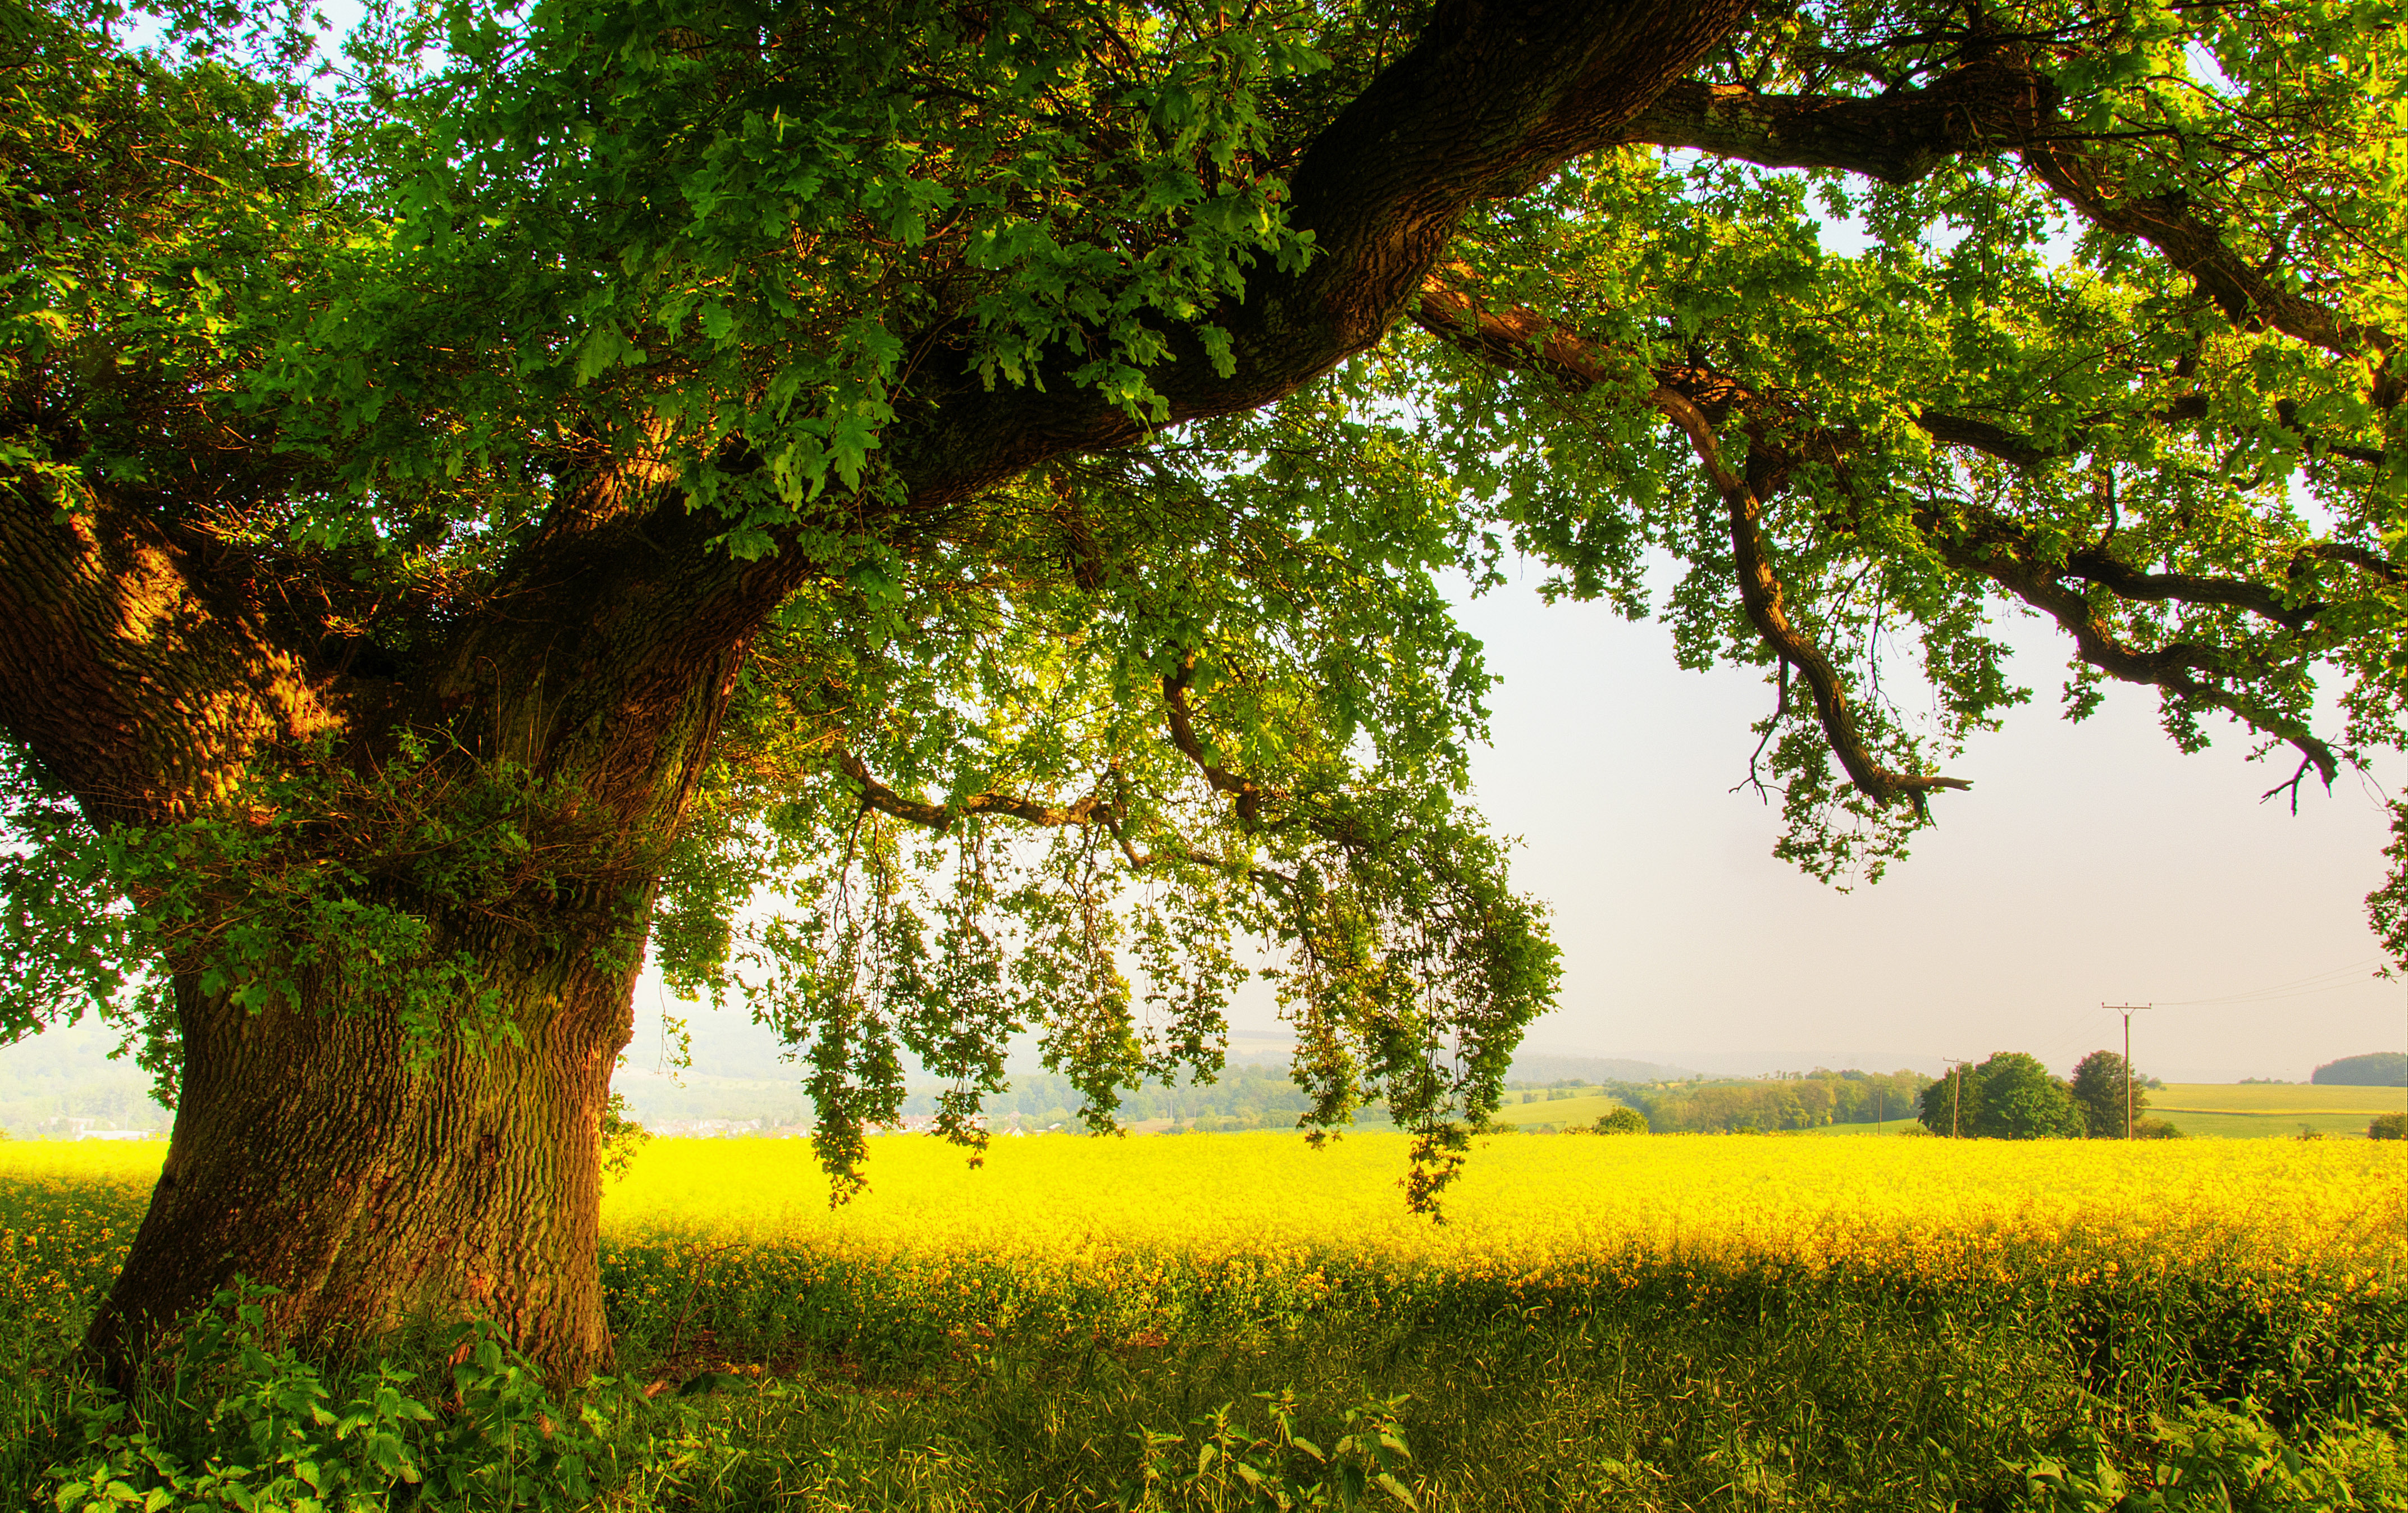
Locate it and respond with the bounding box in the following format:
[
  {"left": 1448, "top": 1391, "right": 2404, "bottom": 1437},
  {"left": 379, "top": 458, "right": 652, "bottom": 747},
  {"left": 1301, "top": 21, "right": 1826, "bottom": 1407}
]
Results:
[{"left": 6, "top": 0, "right": 2406, "bottom": 1378}]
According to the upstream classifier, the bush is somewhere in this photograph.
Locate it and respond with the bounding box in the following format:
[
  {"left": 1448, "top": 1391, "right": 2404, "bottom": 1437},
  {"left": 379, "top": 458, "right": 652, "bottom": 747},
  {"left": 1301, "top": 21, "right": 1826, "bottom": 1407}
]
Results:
[
  {"left": 44, "top": 1283, "right": 623, "bottom": 1512},
  {"left": 1595, "top": 1107, "right": 1649, "bottom": 1135},
  {"left": 2132, "top": 1118, "right": 2184, "bottom": 1140},
  {"left": 2370, "top": 1112, "right": 2408, "bottom": 1142}
]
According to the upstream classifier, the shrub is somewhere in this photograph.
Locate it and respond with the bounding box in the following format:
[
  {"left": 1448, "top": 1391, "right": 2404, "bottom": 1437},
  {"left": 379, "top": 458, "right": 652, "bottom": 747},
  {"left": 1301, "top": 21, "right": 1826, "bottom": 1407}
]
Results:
[
  {"left": 1595, "top": 1107, "right": 1649, "bottom": 1136},
  {"left": 2370, "top": 1112, "right": 2408, "bottom": 1142},
  {"left": 45, "top": 1283, "right": 623, "bottom": 1512},
  {"left": 2132, "top": 1118, "right": 2184, "bottom": 1140}
]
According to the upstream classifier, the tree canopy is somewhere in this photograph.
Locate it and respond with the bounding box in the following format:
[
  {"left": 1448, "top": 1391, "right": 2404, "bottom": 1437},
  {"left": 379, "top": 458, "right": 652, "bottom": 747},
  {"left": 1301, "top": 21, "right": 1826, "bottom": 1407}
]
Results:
[
  {"left": 5, "top": 0, "right": 2407, "bottom": 1373},
  {"left": 2311, "top": 1052, "right": 2408, "bottom": 1086},
  {"left": 2069, "top": 1048, "right": 2146, "bottom": 1136}
]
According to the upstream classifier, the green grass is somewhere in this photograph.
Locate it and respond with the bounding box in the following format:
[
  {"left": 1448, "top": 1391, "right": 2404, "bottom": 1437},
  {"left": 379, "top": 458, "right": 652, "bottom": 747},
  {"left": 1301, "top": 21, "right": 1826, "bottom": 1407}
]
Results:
[{"left": 2151, "top": 1083, "right": 2408, "bottom": 1140}]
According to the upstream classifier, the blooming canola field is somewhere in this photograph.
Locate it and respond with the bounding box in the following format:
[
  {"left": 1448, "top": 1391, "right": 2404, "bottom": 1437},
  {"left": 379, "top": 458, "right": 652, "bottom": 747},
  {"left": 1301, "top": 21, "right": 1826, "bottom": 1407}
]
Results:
[
  {"left": 585, "top": 1132, "right": 2408, "bottom": 1370},
  {"left": 3, "top": 1133, "right": 2403, "bottom": 1369},
  {"left": 605, "top": 1129, "right": 2406, "bottom": 1272}
]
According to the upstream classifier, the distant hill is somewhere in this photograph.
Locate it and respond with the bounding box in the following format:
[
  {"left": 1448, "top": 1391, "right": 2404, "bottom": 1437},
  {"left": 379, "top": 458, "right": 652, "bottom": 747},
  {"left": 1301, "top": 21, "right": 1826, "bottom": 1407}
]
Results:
[
  {"left": 1506, "top": 1052, "right": 1698, "bottom": 1085},
  {"left": 2311, "top": 1052, "right": 2407, "bottom": 1087}
]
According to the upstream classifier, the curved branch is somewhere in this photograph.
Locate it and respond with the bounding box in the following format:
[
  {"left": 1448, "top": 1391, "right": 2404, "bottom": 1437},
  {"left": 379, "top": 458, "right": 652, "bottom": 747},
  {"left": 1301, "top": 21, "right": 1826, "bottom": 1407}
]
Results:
[
  {"left": 836, "top": 748, "right": 1112, "bottom": 831},
  {"left": 833, "top": 742, "right": 1306, "bottom": 897},
  {"left": 1412, "top": 268, "right": 2396, "bottom": 803},
  {"left": 1417, "top": 276, "right": 1967, "bottom": 808},
  {"left": 1930, "top": 504, "right": 2341, "bottom": 787},
  {"left": 2021, "top": 141, "right": 2392, "bottom": 371},
  {"left": 1652, "top": 391, "right": 1972, "bottom": 809},
  {"left": 1595, "top": 44, "right": 2398, "bottom": 400},
  {"left": 1162, "top": 665, "right": 1274, "bottom": 829},
  {"left": 2302, "top": 542, "right": 2408, "bottom": 587}
]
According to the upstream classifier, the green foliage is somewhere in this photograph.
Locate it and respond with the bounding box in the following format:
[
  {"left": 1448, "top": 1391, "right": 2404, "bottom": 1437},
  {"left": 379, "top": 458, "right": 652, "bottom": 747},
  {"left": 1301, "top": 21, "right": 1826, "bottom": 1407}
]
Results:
[
  {"left": 2, "top": 735, "right": 646, "bottom": 1071},
  {"left": 1122, "top": 1392, "right": 1417, "bottom": 1512},
  {"left": 1919, "top": 1054, "right": 2085, "bottom": 1140},
  {"left": 2370, "top": 1113, "right": 2408, "bottom": 1142},
  {"left": 1594, "top": 1107, "right": 1648, "bottom": 1135},
  {"left": 2313, "top": 1053, "right": 2408, "bottom": 1088},
  {"left": 1921, "top": 1066, "right": 1981, "bottom": 1137},
  {"left": 2072, "top": 1052, "right": 2151, "bottom": 1140},
  {"left": 2132, "top": 1118, "right": 2184, "bottom": 1141},
  {"left": 1618, "top": 1069, "right": 1929, "bottom": 1133},
  {"left": 1970, "top": 1054, "right": 2086, "bottom": 1141},
  {"left": 43, "top": 1283, "right": 618, "bottom": 1511}
]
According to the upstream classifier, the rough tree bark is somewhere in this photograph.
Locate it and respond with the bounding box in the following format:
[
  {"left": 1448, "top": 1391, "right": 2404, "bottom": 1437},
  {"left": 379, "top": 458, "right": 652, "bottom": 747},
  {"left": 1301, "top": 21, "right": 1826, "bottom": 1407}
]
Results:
[{"left": 85, "top": 936, "right": 636, "bottom": 1376}]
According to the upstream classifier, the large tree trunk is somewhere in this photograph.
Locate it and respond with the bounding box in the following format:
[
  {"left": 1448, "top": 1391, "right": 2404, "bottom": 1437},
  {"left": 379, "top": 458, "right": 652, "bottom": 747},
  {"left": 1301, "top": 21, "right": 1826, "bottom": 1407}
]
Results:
[
  {"left": 85, "top": 924, "right": 641, "bottom": 1383},
  {"left": 2, "top": 466, "right": 756, "bottom": 1382}
]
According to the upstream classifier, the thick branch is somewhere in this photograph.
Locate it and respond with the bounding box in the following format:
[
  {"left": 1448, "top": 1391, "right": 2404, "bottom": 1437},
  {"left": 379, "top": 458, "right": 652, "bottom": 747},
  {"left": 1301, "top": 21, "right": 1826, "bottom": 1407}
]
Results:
[
  {"left": 2021, "top": 144, "right": 2389, "bottom": 368},
  {"left": 887, "top": 0, "right": 1755, "bottom": 508},
  {"left": 1602, "top": 48, "right": 2396, "bottom": 392},
  {"left": 1915, "top": 412, "right": 2063, "bottom": 469},
  {"left": 1618, "top": 54, "right": 2053, "bottom": 185},
  {"left": 0, "top": 481, "right": 341, "bottom": 825}
]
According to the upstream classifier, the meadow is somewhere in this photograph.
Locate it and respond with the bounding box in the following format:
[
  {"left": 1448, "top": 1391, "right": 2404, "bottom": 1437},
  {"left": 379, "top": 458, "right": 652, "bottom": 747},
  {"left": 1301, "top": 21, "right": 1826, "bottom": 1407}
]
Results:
[
  {"left": 3, "top": 1132, "right": 2406, "bottom": 1509},
  {"left": 2150, "top": 1084, "right": 2408, "bottom": 1140}
]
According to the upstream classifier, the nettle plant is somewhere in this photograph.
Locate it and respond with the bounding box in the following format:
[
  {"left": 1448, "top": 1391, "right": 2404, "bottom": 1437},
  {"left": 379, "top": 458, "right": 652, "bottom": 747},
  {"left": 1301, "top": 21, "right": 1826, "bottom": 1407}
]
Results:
[{"left": 2, "top": 0, "right": 2404, "bottom": 1381}]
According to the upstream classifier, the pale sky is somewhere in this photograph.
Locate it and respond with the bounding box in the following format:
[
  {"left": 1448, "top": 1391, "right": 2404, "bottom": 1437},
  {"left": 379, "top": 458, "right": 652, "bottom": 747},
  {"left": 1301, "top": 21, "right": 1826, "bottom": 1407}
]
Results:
[{"left": 1427, "top": 574, "right": 2405, "bottom": 1084}]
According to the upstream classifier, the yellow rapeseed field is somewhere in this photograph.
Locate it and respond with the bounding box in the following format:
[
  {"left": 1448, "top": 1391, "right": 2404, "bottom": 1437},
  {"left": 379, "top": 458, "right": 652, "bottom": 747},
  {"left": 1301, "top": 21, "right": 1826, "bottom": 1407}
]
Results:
[
  {"left": 605, "top": 1129, "right": 2407, "bottom": 1273},
  {"left": 585, "top": 1131, "right": 2408, "bottom": 1357},
  {"left": 3, "top": 1133, "right": 2402, "bottom": 1355},
  {"left": 0, "top": 1141, "right": 161, "bottom": 1347}
]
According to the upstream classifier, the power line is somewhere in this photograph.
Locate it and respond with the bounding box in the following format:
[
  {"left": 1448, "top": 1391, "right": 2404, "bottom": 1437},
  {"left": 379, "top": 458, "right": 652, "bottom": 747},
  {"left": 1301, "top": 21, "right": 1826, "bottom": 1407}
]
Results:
[{"left": 2156, "top": 959, "right": 2387, "bottom": 1007}]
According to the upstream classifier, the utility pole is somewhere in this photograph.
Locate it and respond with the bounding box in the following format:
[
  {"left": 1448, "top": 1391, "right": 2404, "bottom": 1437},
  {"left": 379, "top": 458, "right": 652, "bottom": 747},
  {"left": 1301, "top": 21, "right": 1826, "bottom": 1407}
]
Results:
[
  {"left": 2106, "top": 1004, "right": 2152, "bottom": 1140},
  {"left": 1944, "top": 1058, "right": 1971, "bottom": 1138}
]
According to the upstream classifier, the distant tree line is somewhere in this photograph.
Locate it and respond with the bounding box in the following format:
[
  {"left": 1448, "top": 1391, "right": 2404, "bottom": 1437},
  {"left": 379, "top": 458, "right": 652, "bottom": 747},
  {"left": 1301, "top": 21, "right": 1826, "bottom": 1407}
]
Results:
[
  {"left": 900, "top": 1066, "right": 1377, "bottom": 1133},
  {"left": 1606, "top": 1069, "right": 1933, "bottom": 1135},
  {"left": 2312, "top": 1052, "right": 2407, "bottom": 1087},
  {"left": 1919, "top": 1051, "right": 2175, "bottom": 1139}
]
